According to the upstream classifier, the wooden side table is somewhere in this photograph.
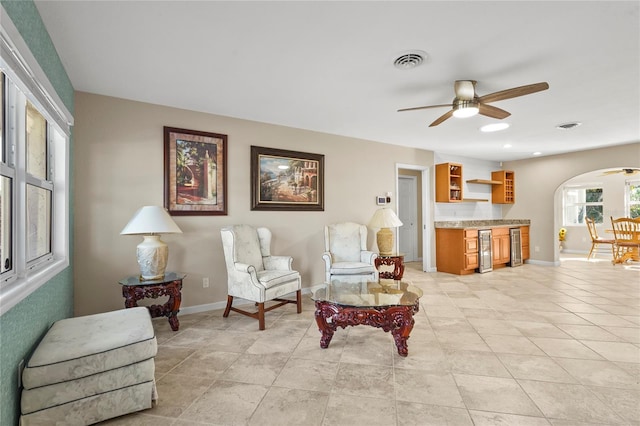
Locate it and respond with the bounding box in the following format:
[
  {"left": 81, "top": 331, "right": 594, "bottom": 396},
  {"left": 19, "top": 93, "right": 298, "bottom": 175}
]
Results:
[
  {"left": 119, "top": 272, "right": 186, "bottom": 331},
  {"left": 375, "top": 253, "right": 405, "bottom": 280}
]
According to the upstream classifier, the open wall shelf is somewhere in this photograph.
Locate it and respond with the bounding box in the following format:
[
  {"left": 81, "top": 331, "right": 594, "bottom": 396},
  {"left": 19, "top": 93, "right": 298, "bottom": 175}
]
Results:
[{"left": 466, "top": 179, "right": 502, "bottom": 185}]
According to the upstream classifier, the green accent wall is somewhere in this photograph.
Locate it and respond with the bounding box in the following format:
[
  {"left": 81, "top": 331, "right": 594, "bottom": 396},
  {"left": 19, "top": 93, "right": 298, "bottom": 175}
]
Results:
[
  {"left": 0, "top": 1, "right": 74, "bottom": 425},
  {"left": 1, "top": 0, "right": 74, "bottom": 114}
]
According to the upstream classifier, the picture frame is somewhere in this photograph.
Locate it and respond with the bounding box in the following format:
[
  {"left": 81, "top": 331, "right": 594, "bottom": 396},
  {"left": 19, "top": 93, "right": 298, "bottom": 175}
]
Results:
[
  {"left": 164, "top": 126, "right": 227, "bottom": 215},
  {"left": 251, "top": 146, "right": 324, "bottom": 211}
]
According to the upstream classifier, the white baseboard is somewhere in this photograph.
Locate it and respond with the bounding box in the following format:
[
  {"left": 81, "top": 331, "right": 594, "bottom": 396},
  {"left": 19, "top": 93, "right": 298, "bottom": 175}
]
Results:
[
  {"left": 179, "top": 287, "right": 315, "bottom": 316},
  {"left": 525, "top": 259, "right": 560, "bottom": 267}
]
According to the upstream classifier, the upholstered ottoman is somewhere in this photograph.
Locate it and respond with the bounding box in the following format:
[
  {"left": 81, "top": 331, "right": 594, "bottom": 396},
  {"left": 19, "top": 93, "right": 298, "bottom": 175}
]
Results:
[{"left": 20, "top": 307, "right": 158, "bottom": 425}]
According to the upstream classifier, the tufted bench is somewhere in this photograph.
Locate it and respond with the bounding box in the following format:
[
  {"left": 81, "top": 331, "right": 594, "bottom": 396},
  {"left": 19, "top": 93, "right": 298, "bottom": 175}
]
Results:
[{"left": 20, "top": 307, "right": 158, "bottom": 425}]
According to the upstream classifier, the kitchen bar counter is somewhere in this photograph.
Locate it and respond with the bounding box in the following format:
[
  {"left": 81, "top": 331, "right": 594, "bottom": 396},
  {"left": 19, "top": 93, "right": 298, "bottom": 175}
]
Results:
[
  {"left": 435, "top": 219, "right": 530, "bottom": 229},
  {"left": 435, "top": 220, "right": 531, "bottom": 275}
]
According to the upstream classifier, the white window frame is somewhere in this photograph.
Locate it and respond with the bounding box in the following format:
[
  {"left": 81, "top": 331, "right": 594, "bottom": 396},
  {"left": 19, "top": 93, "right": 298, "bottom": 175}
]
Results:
[
  {"left": 626, "top": 179, "right": 640, "bottom": 218},
  {"left": 0, "top": 13, "right": 72, "bottom": 315},
  {"left": 562, "top": 184, "right": 605, "bottom": 226}
]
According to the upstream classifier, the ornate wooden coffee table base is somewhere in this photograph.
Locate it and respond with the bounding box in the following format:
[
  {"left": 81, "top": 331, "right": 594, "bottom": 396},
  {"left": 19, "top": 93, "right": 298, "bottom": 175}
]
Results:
[{"left": 314, "top": 300, "right": 419, "bottom": 356}]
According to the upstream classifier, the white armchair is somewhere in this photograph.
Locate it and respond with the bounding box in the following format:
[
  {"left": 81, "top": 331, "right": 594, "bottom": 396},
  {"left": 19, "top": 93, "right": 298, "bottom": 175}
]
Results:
[
  {"left": 221, "top": 225, "right": 302, "bottom": 330},
  {"left": 323, "top": 222, "right": 379, "bottom": 283}
]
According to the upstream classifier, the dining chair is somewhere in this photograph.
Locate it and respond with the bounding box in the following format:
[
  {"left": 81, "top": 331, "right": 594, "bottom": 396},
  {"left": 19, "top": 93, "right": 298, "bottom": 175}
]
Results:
[
  {"left": 610, "top": 216, "right": 640, "bottom": 264},
  {"left": 585, "top": 217, "right": 615, "bottom": 260}
]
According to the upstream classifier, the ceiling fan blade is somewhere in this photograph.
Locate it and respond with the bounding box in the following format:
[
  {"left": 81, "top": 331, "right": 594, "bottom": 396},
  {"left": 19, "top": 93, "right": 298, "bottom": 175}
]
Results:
[
  {"left": 429, "top": 110, "right": 454, "bottom": 127},
  {"left": 397, "top": 104, "right": 451, "bottom": 112},
  {"left": 479, "top": 82, "right": 549, "bottom": 104},
  {"left": 478, "top": 104, "right": 511, "bottom": 119}
]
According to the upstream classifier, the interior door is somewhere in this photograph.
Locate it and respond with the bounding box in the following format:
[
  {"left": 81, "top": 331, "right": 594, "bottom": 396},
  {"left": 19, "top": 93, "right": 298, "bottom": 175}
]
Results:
[{"left": 398, "top": 176, "right": 418, "bottom": 261}]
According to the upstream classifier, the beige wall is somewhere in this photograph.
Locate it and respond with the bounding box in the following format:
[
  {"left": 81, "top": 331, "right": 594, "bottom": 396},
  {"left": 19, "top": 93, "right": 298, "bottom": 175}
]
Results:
[
  {"left": 73, "top": 92, "right": 434, "bottom": 316},
  {"left": 503, "top": 143, "right": 640, "bottom": 263}
]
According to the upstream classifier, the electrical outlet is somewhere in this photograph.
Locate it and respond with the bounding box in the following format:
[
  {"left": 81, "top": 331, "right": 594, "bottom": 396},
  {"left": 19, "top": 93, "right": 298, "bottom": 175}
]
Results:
[
  {"left": 18, "top": 359, "right": 24, "bottom": 389},
  {"left": 203, "top": 277, "right": 210, "bottom": 288},
  {"left": 535, "top": 246, "right": 540, "bottom": 252}
]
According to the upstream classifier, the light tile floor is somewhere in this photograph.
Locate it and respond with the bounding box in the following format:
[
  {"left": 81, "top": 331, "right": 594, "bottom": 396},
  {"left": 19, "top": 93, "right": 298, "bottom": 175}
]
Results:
[{"left": 104, "top": 254, "right": 640, "bottom": 425}]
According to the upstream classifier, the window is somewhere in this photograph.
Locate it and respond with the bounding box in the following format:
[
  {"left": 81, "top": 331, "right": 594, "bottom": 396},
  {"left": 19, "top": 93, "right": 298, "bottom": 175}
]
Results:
[
  {"left": 0, "top": 29, "right": 71, "bottom": 314},
  {"left": 627, "top": 180, "right": 640, "bottom": 218},
  {"left": 563, "top": 185, "right": 604, "bottom": 225},
  {"left": 1, "top": 71, "right": 11, "bottom": 275}
]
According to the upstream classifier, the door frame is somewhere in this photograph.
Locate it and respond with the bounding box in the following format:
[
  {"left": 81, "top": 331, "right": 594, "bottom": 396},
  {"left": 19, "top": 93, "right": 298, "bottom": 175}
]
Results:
[{"left": 396, "top": 163, "right": 432, "bottom": 272}]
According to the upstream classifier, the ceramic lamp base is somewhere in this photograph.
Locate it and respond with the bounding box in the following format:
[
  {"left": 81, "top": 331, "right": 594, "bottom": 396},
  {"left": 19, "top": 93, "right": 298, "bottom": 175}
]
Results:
[
  {"left": 137, "top": 235, "right": 168, "bottom": 280},
  {"left": 376, "top": 227, "right": 393, "bottom": 256}
]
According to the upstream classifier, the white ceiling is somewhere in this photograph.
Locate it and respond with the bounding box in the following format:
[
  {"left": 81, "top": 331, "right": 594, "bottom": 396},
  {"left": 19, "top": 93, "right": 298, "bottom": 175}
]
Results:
[{"left": 35, "top": 1, "right": 640, "bottom": 162}]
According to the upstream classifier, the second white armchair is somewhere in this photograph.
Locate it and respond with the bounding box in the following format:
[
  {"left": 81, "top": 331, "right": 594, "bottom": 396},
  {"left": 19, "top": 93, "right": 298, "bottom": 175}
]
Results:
[{"left": 323, "top": 222, "right": 378, "bottom": 283}]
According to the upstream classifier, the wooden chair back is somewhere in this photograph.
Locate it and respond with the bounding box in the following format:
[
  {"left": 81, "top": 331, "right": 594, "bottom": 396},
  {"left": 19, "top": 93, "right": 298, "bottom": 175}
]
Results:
[
  {"left": 585, "top": 217, "right": 600, "bottom": 241},
  {"left": 610, "top": 216, "right": 639, "bottom": 243}
]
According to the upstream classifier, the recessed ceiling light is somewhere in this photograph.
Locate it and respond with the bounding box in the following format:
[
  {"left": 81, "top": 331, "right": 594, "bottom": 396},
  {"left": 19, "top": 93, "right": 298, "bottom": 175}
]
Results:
[
  {"left": 533, "top": 152, "right": 542, "bottom": 156},
  {"left": 503, "top": 143, "right": 512, "bottom": 148},
  {"left": 393, "top": 50, "right": 427, "bottom": 70},
  {"left": 556, "top": 122, "right": 582, "bottom": 130},
  {"left": 481, "top": 123, "right": 510, "bottom": 132}
]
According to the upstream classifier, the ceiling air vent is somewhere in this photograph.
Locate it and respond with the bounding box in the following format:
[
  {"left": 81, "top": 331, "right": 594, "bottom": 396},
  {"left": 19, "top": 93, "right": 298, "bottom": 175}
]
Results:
[
  {"left": 556, "top": 122, "right": 582, "bottom": 130},
  {"left": 393, "top": 51, "right": 426, "bottom": 70}
]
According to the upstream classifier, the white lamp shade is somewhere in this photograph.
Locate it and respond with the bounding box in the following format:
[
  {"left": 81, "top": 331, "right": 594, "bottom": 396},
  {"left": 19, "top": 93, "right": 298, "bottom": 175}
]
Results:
[
  {"left": 121, "top": 206, "right": 182, "bottom": 235},
  {"left": 369, "top": 208, "right": 403, "bottom": 229}
]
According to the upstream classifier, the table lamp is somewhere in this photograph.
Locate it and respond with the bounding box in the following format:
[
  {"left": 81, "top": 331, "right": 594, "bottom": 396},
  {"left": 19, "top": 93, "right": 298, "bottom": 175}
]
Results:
[
  {"left": 369, "top": 207, "right": 403, "bottom": 255},
  {"left": 120, "top": 206, "right": 182, "bottom": 280}
]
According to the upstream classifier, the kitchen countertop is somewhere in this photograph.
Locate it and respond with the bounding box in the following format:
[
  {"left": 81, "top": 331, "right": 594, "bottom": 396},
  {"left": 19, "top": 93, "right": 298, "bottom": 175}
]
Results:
[{"left": 434, "top": 219, "right": 530, "bottom": 229}]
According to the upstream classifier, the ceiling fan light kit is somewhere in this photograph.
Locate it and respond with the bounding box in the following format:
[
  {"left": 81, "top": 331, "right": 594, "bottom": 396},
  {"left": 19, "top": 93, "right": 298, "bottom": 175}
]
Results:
[{"left": 452, "top": 99, "right": 479, "bottom": 118}]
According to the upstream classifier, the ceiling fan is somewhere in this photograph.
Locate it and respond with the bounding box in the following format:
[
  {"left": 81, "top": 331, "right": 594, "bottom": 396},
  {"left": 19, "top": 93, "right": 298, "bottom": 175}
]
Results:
[
  {"left": 601, "top": 168, "right": 640, "bottom": 176},
  {"left": 398, "top": 80, "right": 549, "bottom": 127}
]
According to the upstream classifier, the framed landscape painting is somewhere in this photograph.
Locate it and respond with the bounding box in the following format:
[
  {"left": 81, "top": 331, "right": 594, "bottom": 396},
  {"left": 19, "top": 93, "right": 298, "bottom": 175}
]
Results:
[
  {"left": 251, "top": 146, "right": 324, "bottom": 211},
  {"left": 164, "top": 127, "right": 227, "bottom": 215}
]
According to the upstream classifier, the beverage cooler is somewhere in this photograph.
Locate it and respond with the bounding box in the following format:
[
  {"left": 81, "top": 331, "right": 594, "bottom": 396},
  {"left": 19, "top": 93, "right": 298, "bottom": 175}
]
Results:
[
  {"left": 510, "top": 228, "right": 523, "bottom": 267},
  {"left": 477, "top": 229, "right": 493, "bottom": 273}
]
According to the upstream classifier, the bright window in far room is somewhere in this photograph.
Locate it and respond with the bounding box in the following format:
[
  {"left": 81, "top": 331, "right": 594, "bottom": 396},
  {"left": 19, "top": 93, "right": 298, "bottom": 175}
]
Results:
[
  {"left": 563, "top": 185, "right": 604, "bottom": 225},
  {"left": 627, "top": 180, "right": 640, "bottom": 218}
]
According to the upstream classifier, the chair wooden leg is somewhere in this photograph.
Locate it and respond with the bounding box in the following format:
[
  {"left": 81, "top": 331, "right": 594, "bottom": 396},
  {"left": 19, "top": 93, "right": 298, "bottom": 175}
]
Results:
[
  {"left": 296, "top": 290, "right": 302, "bottom": 314},
  {"left": 258, "top": 303, "right": 265, "bottom": 330},
  {"left": 223, "top": 295, "right": 233, "bottom": 318},
  {"left": 587, "top": 243, "right": 595, "bottom": 259}
]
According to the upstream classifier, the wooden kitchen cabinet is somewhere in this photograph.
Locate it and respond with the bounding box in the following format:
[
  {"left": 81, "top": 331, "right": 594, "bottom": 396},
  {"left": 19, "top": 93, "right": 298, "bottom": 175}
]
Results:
[
  {"left": 491, "top": 170, "right": 515, "bottom": 204},
  {"left": 436, "top": 163, "right": 463, "bottom": 202},
  {"left": 491, "top": 227, "right": 511, "bottom": 267},
  {"left": 521, "top": 226, "right": 530, "bottom": 260},
  {"left": 435, "top": 228, "right": 478, "bottom": 275}
]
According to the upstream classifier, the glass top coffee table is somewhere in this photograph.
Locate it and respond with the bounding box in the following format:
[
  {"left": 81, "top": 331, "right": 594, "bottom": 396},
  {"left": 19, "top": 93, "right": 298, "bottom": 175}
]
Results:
[{"left": 312, "top": 278, "right": 423, "bottom": 357}]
